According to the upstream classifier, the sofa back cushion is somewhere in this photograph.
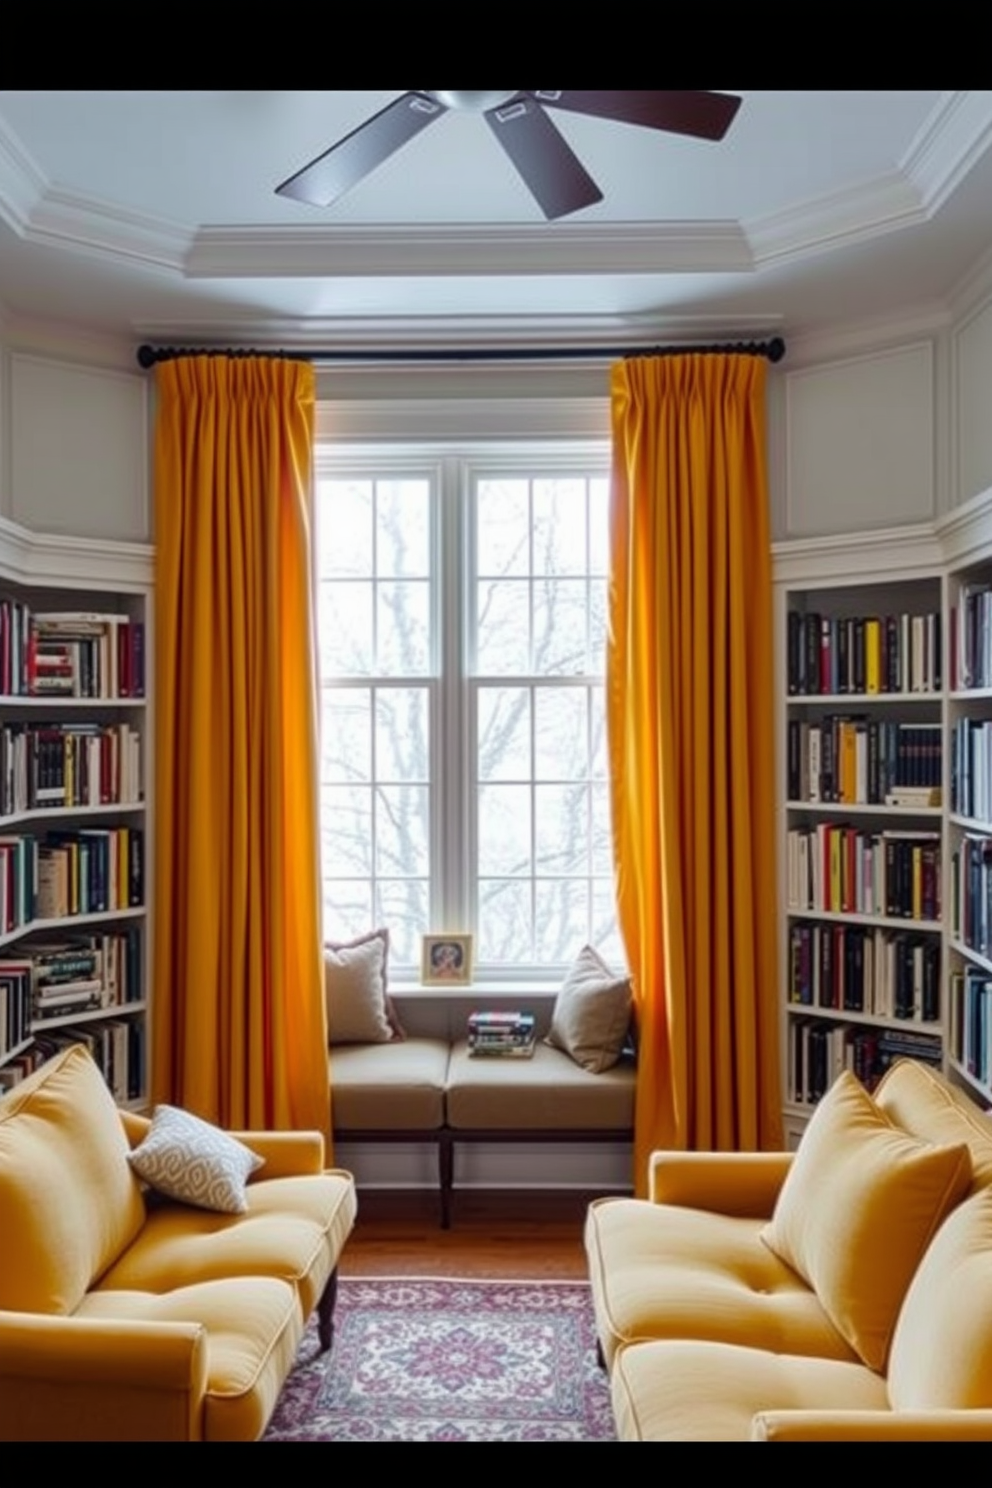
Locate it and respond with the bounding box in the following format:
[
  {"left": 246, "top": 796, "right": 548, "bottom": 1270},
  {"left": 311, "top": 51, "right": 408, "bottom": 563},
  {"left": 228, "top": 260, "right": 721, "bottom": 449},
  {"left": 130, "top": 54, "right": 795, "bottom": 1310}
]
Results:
[
  {"left": 875, "top": 1057, "right": 992, "bottom": 1191},
  {"left": 889, "top": 1187, "right": 992, "bottom": 1409},
  {"left": 0, "top": 1045, "right": 146, "bottom": 1314},
  {"left": 761, "top": 1070, "right": 972, "bottom": 1372}
]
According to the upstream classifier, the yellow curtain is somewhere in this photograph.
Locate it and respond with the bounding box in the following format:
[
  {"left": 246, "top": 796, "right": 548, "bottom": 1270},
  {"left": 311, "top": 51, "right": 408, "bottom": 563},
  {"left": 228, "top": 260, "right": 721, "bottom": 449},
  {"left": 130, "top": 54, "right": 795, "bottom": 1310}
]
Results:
[
  {"left": 152, "top": 356, "right": 330, "bottom": 1138},
  {"left": 608, "top": 353, "right": 782, "bottom": 1193}
]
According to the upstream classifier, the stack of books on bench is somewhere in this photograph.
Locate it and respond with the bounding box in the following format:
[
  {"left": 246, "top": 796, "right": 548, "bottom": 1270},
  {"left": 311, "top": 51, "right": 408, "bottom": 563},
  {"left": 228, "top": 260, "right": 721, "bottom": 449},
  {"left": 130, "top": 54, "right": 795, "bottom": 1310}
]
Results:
[{"left": 467, "top": 1010, "right": 536, "bottom": 1058}]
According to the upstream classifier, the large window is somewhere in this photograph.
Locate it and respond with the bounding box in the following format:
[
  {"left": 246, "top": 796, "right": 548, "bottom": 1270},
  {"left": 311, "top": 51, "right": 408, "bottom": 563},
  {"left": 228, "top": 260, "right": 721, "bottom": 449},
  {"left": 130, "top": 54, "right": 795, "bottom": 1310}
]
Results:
[{"left": 316, "top": 442, "right": 621, "bottom": 982}]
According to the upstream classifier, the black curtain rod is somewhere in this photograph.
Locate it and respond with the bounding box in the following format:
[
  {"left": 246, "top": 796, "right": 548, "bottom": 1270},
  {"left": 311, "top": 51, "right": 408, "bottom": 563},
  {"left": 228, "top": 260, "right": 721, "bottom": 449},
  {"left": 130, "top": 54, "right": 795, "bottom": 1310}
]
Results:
[{"left": 135, "top": 336, "right": 786, "bottom": 370}]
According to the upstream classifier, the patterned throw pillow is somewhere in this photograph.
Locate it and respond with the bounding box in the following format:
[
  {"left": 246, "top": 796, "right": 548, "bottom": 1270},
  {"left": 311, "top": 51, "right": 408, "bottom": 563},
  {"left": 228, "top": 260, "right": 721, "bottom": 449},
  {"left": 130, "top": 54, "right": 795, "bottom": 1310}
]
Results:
[{"left": 127, "top": 1104, "right": 264, "bottom": 1214}]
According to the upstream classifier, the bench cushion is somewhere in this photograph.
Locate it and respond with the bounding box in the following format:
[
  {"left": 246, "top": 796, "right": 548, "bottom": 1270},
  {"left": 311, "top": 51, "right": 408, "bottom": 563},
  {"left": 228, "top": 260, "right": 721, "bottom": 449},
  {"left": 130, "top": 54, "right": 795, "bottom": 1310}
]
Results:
[
  {"left": 329, "top": 1038, "right": 449, "bottom": 1130},
  {"left": 445, "top": 1038, "right": 635, "bottom": 1131}
]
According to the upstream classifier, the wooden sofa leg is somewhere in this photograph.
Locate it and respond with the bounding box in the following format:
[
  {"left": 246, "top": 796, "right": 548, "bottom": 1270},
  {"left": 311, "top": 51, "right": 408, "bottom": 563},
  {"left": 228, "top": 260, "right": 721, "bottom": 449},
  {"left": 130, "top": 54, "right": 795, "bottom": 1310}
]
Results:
[
  {"left": 317, "top": 1268, "right": 339, "bottom": 1353},
  {"left": 440, "top": 1131, "right": 453, "bottom": 1230}
]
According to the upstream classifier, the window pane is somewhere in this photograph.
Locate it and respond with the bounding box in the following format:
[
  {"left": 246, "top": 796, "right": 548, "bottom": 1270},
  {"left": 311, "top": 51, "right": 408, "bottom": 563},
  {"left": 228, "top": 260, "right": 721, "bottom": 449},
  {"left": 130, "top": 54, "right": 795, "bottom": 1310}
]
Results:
[
  {"left": 535, "top": 784, "right": 590, "bottom": 874},
  {"left": 321, "top": 688, "right": 370, "bottom": 783},
  {"left": 478, "top": 879, "right": 532, "bottom": 962},
  {"left": 317, "top": 479, "right": 372, "bottom": 577},
  {"left": 592, "top": 880, "right": 625, "bottom": 968},
  {"left": 321, "top": 785, "right": 372, "bottom": 876},
  {"left": 323, "top": 881, "right": 373, "bottom": 941},
  {"left": 376, "top": 880, "right": 429, "bottom": 962},
  {"left": 533, "top": 579, "right": 588, "bottom": 675},
  {"left": 319, "top": 582, "right": 373, "bottom": 676},
  {"left": 377, "top": 580, "right": 430, "bottom": 675},
  {"left": 591, "top": 686, "right": 608, "bottom": 779},
  {"left": 476, "top": 580, "right": 530, "bottom": 675},
  {"left": 375, "top": 784, "right": 429, "bottom": 877},
  {"left": 589, "top": 478, "right": 609, "bottom": 576},
  {"left": 375, "top": 687, "right": 429, "bottom": 784},
  {"left": 478, "top": 687, "right": 531, "bottom": 781},
  {"left": 533, "top": 478, "right": 586, "bottom": 575},
  {"left": 478, "top": 784, "right": 531, "bottom": 875},
  {"left": 534, "top": 880, "right": 589, "bottom": 962},
  {"left": 592, "top": 782, "right": 614, "bottom": 873},
  {"left": 534, "top": 688, "right": 587, "bottom": 781},
  {"left": 476, "top": 478, "right": 530, "bottom": 577},
  {"left": 376, "top": 478, "right": 430, "bottom": 577}
]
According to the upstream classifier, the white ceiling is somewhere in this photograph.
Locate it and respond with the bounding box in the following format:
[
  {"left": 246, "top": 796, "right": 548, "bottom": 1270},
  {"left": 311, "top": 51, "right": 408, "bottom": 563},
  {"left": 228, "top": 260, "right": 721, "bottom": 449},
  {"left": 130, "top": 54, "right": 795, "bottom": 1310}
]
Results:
[{"left": 1, "top": 90, "right": 991, "bottom": 354}]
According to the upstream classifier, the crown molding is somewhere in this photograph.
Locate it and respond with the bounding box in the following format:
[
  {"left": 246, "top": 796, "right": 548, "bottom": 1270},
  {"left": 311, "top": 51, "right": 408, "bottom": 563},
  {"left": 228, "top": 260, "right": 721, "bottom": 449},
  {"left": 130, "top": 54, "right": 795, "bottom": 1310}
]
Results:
[
  {"left": 184, "top": 220, "right": 754, "bottom": 280},
  {"left": 26, "top": 188, "right": 191, "bottom": 272},
  {"left": 0, "top": 514, "right": 153, "bottom": 590},
  {"left": 747, "top": 170, "right": 925, "bottom": 271},
  {"left": 132, "top": 305, "right": 782, "bottom": 355},
  {"left": 780, "top": 302, "right": 951, "bottom": 369},
  {"left": 902, "top": 90, "right": 992, "bottom": 214},
  {"left": 934, "top": 484, "right": 992, "bottom": 569},
  {"left": 772, "top": 522, "right": 943, "bottom": 586},
  {"left": 0, "top": 117, "right": 45, "bottom": 232},
  {"left": 2, "top": 311, "right": 138, "bottom": 371}
]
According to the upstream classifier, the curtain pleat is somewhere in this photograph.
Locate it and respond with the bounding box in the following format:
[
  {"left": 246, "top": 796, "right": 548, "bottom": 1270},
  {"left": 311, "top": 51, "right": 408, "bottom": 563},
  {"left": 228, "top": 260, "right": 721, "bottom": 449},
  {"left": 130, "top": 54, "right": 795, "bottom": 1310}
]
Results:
[
  {"left": 608, "top": 354, "right": 782, "bottom": 1193},
  {"left": 152, "top": 356, "right": 329, "bottom": 1137}
]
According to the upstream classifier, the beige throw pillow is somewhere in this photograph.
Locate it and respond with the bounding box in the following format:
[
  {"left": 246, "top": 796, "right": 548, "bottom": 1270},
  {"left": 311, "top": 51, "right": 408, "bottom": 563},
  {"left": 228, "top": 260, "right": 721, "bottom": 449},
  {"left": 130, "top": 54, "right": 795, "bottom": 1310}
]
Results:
[
  {"left": 760, "top": 1070, "right": 972, "bottom": 1372},
  {"left": 128, "top": 1105, "right": 264, "bottom": 1214},
  {"left": 325, "top": 928, "right": 404, "bottom": 1045},
  {"left": 545, "top": 944, "right": 632, "bottom": 1074}
]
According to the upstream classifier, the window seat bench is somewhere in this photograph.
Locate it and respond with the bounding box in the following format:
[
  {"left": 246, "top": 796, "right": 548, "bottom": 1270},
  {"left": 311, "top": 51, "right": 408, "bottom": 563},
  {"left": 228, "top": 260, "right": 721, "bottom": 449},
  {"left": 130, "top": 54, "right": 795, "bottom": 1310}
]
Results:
[{"left": 329, "top": 1036, "right": 636, "bottom": 1228}]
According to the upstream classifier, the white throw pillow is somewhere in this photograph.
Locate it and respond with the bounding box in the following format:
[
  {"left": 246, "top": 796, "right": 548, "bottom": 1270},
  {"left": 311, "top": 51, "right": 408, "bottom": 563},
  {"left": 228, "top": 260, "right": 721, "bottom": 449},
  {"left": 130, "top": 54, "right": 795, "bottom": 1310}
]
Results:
[{"left": 128, "top": 1104, "right": 264, "bottom": 1214}]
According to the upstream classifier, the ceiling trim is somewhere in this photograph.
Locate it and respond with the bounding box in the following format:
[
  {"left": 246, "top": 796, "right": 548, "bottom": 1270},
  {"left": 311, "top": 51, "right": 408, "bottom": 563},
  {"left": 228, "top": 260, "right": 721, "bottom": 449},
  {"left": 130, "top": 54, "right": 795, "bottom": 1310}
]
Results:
[
  {"left": 902, "top": 90, "right": 992, "bottom": 213},
  {"left": 748, "top": 170, "right": 925, "bottom": 269},
  {"left": 184, "top": 221, "right": 753, "bottom": 279},
  {"left": 0, "top": 116, "right": 45, "bottom": 231},
  {"left": 26, "top": 187, "right": 192, "bottom": 271}
]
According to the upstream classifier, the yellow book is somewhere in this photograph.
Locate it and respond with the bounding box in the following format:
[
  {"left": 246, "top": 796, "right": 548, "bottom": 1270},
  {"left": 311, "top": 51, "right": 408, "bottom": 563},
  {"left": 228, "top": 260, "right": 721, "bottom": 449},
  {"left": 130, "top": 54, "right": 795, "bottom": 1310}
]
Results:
[
  {"left": 829, "top": 827, "right": 842, "bottom": 913},
  {"left": 865, "top": 618, "right": 881, "bottom": 693}
]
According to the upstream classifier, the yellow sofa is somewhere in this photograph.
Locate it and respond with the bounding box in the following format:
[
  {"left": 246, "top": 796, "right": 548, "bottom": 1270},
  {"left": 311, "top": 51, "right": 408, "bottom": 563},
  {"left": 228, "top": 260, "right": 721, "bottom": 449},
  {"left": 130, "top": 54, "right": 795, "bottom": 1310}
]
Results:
[
  {"left": 585, "top": 1059, "right": 992, "bottom": 1441},
  {"left": 0, "top": 1044, "right": 358, "bottom": 1441}
]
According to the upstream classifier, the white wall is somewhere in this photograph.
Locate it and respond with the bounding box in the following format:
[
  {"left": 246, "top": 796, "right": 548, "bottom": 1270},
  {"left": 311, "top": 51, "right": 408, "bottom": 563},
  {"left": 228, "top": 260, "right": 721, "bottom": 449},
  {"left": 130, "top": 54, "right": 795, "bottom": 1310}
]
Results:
[{"left": 954, "top": 296, "right": 992, "bottom": 507}]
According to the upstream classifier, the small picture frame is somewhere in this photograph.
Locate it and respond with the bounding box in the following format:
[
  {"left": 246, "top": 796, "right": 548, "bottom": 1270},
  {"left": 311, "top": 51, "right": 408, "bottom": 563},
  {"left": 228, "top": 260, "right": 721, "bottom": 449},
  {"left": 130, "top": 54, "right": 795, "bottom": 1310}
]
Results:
[{"left": 421, "top": 933, "right": 474, "bottom": 986}]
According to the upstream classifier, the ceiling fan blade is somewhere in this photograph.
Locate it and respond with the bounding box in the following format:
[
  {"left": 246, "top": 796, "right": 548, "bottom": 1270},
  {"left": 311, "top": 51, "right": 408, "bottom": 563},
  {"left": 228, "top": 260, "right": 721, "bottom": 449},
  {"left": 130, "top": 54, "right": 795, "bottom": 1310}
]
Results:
[
  {"left": 276, "top": 92, "right": 446, "bottom": 206},
  {"left": 485, "top": 95, "right": 603, "bottom": 221},
  {"left": 530, "top": 90, "right": 742, "bottom": 142}
]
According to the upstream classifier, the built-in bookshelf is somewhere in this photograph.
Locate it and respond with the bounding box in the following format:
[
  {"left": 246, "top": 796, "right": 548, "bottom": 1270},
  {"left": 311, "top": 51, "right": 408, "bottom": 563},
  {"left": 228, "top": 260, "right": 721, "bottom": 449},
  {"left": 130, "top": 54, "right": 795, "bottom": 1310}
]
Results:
[
  {"left": 777, "top": 544, "right": 948, "bottom": 1140},
  {"left": 0, "top": 521, "right": 152, "bottom": 1108}
]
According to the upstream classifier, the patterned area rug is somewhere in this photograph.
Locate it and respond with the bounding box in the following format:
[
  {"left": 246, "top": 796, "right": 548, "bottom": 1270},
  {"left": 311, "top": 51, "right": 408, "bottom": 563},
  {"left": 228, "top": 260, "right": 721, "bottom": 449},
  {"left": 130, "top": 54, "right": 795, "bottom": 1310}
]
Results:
[{"left": 265, "top": 1277, "right": 616, "bottom": 1442}]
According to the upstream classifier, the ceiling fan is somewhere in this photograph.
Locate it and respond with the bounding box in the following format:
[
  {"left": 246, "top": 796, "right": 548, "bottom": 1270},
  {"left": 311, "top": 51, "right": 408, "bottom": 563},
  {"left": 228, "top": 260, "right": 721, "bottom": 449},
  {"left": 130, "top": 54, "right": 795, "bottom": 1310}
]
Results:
[{"left": 275, "top": 90, "right": 742, "bottom": 222}]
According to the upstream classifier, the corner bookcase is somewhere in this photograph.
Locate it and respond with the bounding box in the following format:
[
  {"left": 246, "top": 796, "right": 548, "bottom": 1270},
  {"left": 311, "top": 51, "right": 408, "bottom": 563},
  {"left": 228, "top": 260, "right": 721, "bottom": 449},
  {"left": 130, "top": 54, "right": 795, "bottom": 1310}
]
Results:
[
  {"left": 775, "top": 525, "right": 951, "bottom": 1144},
  {"left": 0, "top": 519, "right": 152, "bottom": 1108}
]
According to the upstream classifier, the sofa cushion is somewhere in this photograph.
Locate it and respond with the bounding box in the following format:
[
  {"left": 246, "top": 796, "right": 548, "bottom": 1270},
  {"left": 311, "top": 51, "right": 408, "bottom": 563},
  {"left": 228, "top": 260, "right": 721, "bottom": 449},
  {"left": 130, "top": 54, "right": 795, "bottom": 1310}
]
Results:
[
  {"left": 128, "top": 1105, "right": 264, "bottom": 1214},
  {"left": 446, "top": 1039, "right": 635, "bottom": 1130},
  {"left": 888, "top": 1187, "right": 992, "bottom": 1410},
  {"left": 610, "top": 1338, "right": 888, "bottom": 1443},
  {"left": 0, "top": 1045, "right": 146, "bottom": 1314},
  {"left": 545, "top": 944, "right": 632, "bottom": 1073},
  {"left": 78, "top": 1276, "right": 302, "bottom": 1442},
  {"left": 876, "top": 1056, "right": 992, "bottom": 1191},
  {"left": 761, "top": 1070, "right": 972, "bottom": 1372},
  {"left": 95, "top": 1170, "right": 357, "bottom": 1322},
  {"left": 325, "top": 928, "right": 404, "bottom": 1045},
  {"left": 585, "top": 1195, "right": 857, "bottom": 1372},
  {"left": 329, "top": 1038, "right": 449, "bottom": 1129}
]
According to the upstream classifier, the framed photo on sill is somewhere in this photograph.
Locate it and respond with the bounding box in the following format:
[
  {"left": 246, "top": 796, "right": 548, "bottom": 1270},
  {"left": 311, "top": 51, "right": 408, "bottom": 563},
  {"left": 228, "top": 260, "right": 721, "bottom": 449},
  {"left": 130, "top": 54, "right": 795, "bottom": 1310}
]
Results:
[{"left": 421, "top": 933, "right": 474, "bottom": 987}]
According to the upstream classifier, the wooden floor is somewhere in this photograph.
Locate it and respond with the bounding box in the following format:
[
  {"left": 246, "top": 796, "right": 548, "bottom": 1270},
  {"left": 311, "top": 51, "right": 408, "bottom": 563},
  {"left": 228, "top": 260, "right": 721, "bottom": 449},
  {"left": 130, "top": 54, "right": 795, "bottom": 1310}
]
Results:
[{"left": 339, "top": 1188, "right": 607, "bottom": 1279}]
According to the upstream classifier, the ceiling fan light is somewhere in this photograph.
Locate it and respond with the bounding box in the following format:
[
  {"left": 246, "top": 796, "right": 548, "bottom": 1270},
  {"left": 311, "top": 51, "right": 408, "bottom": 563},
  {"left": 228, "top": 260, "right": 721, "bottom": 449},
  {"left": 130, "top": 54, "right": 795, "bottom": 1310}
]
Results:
[{"left": 424, "top": 91, "right": 519, "bottom": 113}]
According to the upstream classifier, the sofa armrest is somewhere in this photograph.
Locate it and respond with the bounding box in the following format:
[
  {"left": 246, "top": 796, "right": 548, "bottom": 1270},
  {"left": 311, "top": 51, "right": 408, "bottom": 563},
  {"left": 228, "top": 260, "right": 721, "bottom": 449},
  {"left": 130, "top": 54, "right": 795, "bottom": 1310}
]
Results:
[
  {"left": 648, "top": 1151, "right": 794, "bottom": 1217},
  {"left": 751, "top": 1410, "right": 992, "bottom": 1442},
  {"left": 118, "top": 1109, "right": 326, "bottom": 1179},
  {"left": 0, "top": 1311, "right": 207, "bottom": 1441}
]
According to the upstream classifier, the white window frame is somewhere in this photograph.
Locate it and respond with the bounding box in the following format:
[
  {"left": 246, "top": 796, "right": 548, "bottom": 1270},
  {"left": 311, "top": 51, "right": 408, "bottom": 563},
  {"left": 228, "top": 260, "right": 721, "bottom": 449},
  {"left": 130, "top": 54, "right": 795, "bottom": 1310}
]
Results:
[{"left": 314, "top": 431, "right": 613, "bottom": 986}]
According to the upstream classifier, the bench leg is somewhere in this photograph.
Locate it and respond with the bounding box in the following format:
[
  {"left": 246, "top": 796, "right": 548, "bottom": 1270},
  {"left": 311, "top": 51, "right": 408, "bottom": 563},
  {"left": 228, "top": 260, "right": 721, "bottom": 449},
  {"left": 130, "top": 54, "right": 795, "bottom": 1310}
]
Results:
[
  {"left": 439, "top": 1131, "right": 453, "bottom": 1230},
  {"left": 317, "top": 1267, "right": 339, "bottom": 1353}
]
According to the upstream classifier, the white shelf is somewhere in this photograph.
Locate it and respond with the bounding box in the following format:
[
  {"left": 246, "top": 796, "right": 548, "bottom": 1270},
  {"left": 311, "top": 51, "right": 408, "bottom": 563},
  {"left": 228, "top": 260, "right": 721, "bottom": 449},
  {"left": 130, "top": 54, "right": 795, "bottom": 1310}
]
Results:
[
  {"left": 787, "top": 800, "right": 941, "bottom": 817},
  {"left": 786, "top": 1003, "right": 942, "bottom": 1033},
  {"left": 947, "top": 939, "right": 992, "bottom": 974},
  {"left": 0, "top": 906, "right": 144, "bottom": 951},
  {"left": 787, "top": 691, "right": 940, "bottom": 705},
  {"left": 787, "top": 907, "right": 942, "bottom": 933},
  {"left": 0, "top": 801, "right": 144, "bottom": 831},
  {"left": 31, "top": 999, "right": 145, "bottom": 1034},
  {"left": 0, "top": 695, "right": 144, "bottom": 708},
  {"left": 948, "top": 813, "right": 992, "bottom": 833},
  {"left": 947, "top": 1056, "right": 992, "bottom": 1106}
]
